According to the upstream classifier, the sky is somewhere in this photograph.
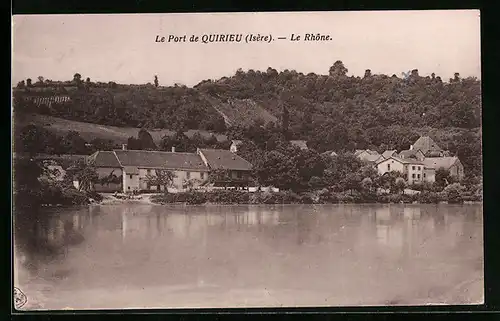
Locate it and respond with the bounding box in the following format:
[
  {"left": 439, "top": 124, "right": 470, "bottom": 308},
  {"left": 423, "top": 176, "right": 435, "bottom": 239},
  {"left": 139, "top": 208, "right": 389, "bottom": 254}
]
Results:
[{"left": 12, "top": 10, "right": 481, "bottom": 87}]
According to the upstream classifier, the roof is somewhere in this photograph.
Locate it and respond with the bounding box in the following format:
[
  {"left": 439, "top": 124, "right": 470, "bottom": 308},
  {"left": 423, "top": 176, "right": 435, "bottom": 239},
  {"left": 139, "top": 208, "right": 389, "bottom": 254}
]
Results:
[
  {"left": 231, "top": 140, "right": 243, "bottom": 145},
  {"left": 413, "top": 136, "right": 443, "bottom": 153},
  {"left": 398, "top": 149, "right": 424, "bottom": 159},
  {"left": 113, "top": 150, "right": 209, "bottom": 171},
  {"left": 355, "top": 149, "right": 380, "bottom": 156},
  {"left": 322, "top": 150, "right": 338, "bottom": 157},
  {"left": 88, "top": 151, "right": 121, "bottom": 167},
  {"left": 290, "top": 140, "right": 308, "bottom": 150},
  {"left": 198, "top": 149, "right": 253, "bottom": 171},
  {"left": 382, "top": 150, "right": 397, "bottom": 158},
  {"left": 376, "top": 156, "right": 424, "bottom": 165},
  {"left": 423, "top": 157, "right": 460, "bottom": 170},
  {"left": 123, "top": 166, "right": 139, "bottom": 175},
  {"left": 362, "top": 154, "right": 384, "bottom": 163}
]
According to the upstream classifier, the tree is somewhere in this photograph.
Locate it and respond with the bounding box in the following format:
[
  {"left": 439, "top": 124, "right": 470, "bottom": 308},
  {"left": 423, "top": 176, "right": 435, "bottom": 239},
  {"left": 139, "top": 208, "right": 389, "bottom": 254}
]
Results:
[
  {"left": 18, "top": 124, "right": 46, "bottom": 155},
  {"left": 68, "top": 159, "right": 99, "bottom": 192},
  {"left": 144, "top": 169, "right": 176, "bottom": 192},
  {"left": 394, "top": 177, "right": 407, "bottom": 194},
  {"left": 443, "top": 183, "right": 466, "bottom": 203},
  {"left": 363, "top": 69, "right": 372, "bottom": 78},
  {"left": 73, "top": 73, "right": 82, "bottom": 83},
  {"left": 329, "top": 60, "right": 348, "bottom": 77},
  {"left": 63, "top": 131, "right": 88, "bottom": 155},
  {"left": 37, "top": 76, "right": 44, "bottom": 83},
  {"left": 26, "top": 78, "right": 32, "bottom": 87},
  {"left": 435, "top": 168, "right": 451, "bottom": 189},
  {"left": 154, "top": 75, "right": 159, "bottom": 88},
  {"left": 138, "top": 128, "right": 157, "bottom": 150}
]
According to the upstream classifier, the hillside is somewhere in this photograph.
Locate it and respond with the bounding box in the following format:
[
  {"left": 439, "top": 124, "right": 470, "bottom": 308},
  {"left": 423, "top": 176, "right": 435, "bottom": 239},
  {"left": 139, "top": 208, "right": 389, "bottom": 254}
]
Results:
[
  {"left": 14, "top": 113, "right": 228, "bottom": 144},
  {"left": 200, "top": 93, "right": 278, "bottom": 127}
]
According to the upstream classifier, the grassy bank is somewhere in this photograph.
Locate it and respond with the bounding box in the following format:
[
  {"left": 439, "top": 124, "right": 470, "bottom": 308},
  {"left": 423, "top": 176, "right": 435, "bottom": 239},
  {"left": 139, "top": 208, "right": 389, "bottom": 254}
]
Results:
[{"left": 150, "top": 189, "right": 482, "bottom": 206}]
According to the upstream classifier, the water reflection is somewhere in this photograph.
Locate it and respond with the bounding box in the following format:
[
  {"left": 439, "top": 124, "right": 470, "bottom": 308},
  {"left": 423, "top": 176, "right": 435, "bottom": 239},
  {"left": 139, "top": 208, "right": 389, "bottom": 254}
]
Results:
[{"left": 14, "top": 204, "right": 483, "bottom": 309}]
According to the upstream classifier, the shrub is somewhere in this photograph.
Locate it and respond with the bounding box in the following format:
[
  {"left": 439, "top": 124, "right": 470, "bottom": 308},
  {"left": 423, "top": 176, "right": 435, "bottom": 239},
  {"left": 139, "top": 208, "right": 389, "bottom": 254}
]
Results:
[{"left": 417, "top": 191, "right": 440, "bottom": 204}]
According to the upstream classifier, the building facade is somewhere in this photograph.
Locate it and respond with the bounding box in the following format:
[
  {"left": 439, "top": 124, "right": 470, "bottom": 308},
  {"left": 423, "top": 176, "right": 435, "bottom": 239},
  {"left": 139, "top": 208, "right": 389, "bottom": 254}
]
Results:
[{"left": 376, "top": 156, "right": 427, "bottom": 185}]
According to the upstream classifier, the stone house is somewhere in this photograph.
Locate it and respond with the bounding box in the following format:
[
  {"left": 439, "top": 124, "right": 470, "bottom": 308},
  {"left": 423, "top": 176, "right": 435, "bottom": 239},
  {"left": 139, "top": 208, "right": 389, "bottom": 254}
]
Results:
[{"left": 376, "top": 156, "right": 434, "bottom": 184}]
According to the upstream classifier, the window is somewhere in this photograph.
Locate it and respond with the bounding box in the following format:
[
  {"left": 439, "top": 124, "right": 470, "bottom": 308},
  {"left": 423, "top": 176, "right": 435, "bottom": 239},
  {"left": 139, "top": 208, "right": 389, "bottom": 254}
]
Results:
[
  {"left": 417, "top": 174, "right": 421, "bottom": 179},
  {"left": 200, "top": 172, "right": 205, "bottom": 180},
  {"left": 128, "top": 186, "right": 130, "bottom": 190},
  {"left": 186, "top": 172, "right": 191, "bottom": 179},
  {"left": 424, "top": 173, "right": 426, "bottom": 178},
  {"left": 129, "top": 174, "right": 132, "bottom": 179},
  {"left": 147, "top": 169, "right": 151, "bottom": 175},
  {"left": 237, "top": 171, "right": 242, "bottom": 179},
  {"left": 387, "top": 164, "right": 391, "bottom": 171},
  {"left": 412, "top": 166, "right": 415, "bottom": 170},
  {"left": 417, "top": 166, "right": 421, "bottom": 170},
  {"left": 412, "top": 174, "right": 415, "bottom": 178}
]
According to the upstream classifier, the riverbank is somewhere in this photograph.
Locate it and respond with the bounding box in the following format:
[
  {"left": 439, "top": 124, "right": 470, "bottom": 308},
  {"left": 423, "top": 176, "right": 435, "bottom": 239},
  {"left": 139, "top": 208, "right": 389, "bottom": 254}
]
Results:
[{"left": 147, "top": 189, "right": 482, "bottom": 206}]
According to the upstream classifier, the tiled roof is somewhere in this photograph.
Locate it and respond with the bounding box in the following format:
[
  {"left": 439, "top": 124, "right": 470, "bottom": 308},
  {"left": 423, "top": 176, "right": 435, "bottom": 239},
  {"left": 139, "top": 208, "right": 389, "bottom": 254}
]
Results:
[
  {"left": 377, "top": 156, "right": 424, "bottom": 165},
  {"left": 114, "top": 150, "right": 209, "bottom": 171},
  {"left": 290, "top": 140, "right": 308, "bottom": 150},
  {"left": 362, "top": 154, "right": 384, "bottom": 163},
  {"left": 413, "top": 136, "right": 443, "bottom": 154},
  {"left": 382, "top": 150, "right": 397, "bottom": 158},
  {"left": 423, "top": 157, "right": 460, "bottom": 170},
  {"left": 198, "top": 148, "right": 253, "bottom": 171},
  {"left": 398, "top": 149, "right": 424, "bottom": 159},
  {"left": 88, "top": 151, "right": 121, "bottom": 167}
]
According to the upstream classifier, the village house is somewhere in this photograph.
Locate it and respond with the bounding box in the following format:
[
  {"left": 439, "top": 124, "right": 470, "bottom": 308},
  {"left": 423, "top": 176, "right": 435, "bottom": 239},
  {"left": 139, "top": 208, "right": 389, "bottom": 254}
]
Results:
[
  {"left": 398, "top": 147, "right": 426, "bottom": 162},
  {"left": 355, "top": 149, "right": 385, "bottom": 164},
  {"left": 197, "top": 148, "right": 253, "bottom": 189},
  {"left": 85, "top": 145, "right": 253, "bottom": 193},
  {"left": 375, "top": 156, "right": 434, "bottom": 184},
  {"left": 423, "top": 157, "right": 465, "bottom": 181},
  {"left": 381, "top": 150, "right": 398, "bottom": 159},
  {"left": 411, "top": 136, "right": 446, "bottom": 157}
]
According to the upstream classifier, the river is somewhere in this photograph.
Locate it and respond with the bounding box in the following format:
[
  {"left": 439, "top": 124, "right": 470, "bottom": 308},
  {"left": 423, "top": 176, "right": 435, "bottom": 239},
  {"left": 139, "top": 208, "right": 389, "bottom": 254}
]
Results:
[{"left": 13, "top": 204, "right": 483, "bottom": 310}]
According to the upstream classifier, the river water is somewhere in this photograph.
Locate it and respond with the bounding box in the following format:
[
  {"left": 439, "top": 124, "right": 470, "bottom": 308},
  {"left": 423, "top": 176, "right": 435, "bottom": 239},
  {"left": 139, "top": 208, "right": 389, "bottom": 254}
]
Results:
[{"left": 13, "top": 204, "right": 483, "bottom": 310}]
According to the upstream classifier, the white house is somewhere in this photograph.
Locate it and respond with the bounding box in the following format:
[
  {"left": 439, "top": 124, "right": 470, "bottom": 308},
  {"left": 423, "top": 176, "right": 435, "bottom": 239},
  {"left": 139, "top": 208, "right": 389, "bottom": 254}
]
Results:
[{"left": 376, "top": 156, "right": 430, "bottom": 185}]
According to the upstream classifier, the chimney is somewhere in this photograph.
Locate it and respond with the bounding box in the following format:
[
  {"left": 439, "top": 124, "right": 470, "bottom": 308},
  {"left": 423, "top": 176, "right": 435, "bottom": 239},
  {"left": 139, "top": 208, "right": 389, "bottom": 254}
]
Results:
[
  {"left": 122, "top": 144, "right": 127, "bottom": 150},
  {"left": 410, "top": 144, "right": 413, "bottom": 150},
  {"left": 171, "top": 146, "right": 176, "bottom": 153}
]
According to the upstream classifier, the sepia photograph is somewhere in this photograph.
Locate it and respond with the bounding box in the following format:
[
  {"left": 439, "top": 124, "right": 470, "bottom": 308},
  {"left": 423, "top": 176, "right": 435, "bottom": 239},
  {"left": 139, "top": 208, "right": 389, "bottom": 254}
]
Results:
[{"left": 12, "top": 10, "right": 483, "bottom": 310}]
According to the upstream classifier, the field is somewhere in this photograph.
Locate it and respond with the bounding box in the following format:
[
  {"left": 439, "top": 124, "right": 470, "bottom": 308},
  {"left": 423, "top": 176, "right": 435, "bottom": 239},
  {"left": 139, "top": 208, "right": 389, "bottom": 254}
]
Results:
[{"left": 14, "top": 113, "right": 228, "bottom": 144}]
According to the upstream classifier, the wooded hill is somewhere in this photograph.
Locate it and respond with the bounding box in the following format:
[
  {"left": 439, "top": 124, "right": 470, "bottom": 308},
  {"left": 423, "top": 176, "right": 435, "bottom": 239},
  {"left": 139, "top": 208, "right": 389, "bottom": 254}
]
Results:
[{"left": 13, "top": 61, "right": 482, "bottom": 176}]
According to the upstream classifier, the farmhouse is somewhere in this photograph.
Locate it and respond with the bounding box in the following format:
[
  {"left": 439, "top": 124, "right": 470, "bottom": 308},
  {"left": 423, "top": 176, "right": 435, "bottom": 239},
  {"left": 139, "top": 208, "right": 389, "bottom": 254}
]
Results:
[
  {"left": 376, "top": 156, "right": 434, "bottom": 184},
  {"left": 86, "top": 145, "right": 253, "bottom": 193}
]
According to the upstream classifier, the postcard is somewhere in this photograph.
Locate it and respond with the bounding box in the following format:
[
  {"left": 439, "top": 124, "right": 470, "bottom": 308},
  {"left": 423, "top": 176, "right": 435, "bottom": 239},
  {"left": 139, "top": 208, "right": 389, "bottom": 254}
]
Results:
[{"left": 12, "top": 10, "right": 483, "bottom": 310}]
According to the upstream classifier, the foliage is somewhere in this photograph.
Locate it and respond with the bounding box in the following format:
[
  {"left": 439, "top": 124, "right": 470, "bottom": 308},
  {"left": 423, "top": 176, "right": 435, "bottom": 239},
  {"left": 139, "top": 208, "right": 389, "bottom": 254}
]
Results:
[
  {"left": 144, "top": 169, "right": 176, "bottom": 192},
  {"left": 67, "top": 159, "right": 99, "bottom": 192}
]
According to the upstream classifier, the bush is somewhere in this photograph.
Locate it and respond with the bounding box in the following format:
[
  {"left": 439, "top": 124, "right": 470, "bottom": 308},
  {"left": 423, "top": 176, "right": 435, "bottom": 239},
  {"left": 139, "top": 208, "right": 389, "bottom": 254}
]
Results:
[
  {"left": 61, "top": 188, "right": 89, "bottom": 205},
  {"left": 417, "top": 191, "right": 440, "bottom": 204},
  {"left": 387, "top": 194, "right": 403, "bottom": 203}
]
